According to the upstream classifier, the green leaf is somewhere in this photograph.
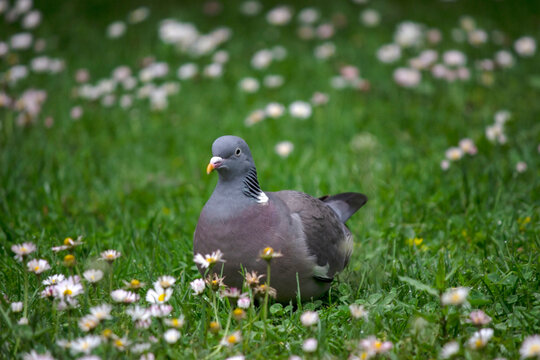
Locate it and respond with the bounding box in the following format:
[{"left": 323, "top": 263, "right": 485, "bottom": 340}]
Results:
[{"left": 399, "top": 276, "right": 438, "bottom": 297}]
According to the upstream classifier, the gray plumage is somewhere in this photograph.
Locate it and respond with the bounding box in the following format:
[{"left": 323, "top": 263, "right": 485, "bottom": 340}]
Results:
[{"left": 193, "top": 135, "right": 367, "bottom": 302}]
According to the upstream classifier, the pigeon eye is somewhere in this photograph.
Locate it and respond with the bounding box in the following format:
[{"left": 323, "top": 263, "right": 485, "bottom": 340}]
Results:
[{"left": 235, "top": 148, "right": 241, "bottom": 156}]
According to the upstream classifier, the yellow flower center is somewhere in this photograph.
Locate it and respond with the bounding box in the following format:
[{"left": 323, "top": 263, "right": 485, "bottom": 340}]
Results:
[
  {"left": 64, "top": 289, "right": 73, "bottom": 296},
  {"left": 131, "top": 279, "right": 140, "bottom": 286},
  {"left": 530, "top": 344, "right": 540, "bottom": 353},
  {"left": 107, "top": 254, "right": 114, "bottom": 259},
  {"left": 64, "top": 237, "right": 72, "bottom": 245},
  {"left": 64, "top": 254, "right": 75, "bottom": 262},
  {"left": 375, "top": 341, "right": 382, "bottom": 349},
  {"left": 90, "top": 275, "right": 95, "bottom": 280},
  {"left": 451, "top": 293, "right": 460, "bottom": 303},
  {"left": 34, "top": 266, "right": 40, "bottom": 272},
  {"left": 233, "top": 308, "right": 244, "bottom": 317},
  {"left": 228, "top": 335, "right": 237, "bottom": 344},
  {"left": 102, "top": 329, "right": 112, "bottom": 338},
  {"left": 158, "top": 293, "right": 166, "bottom": 302},
  {"left": 263, "top": 247, "right": 273, "bottom": 256},
  {"left": 475, "top": 339, "right": 484, "bottom": 348},
  {"left": 21, "top": 247, "right": 27, "bottom": 252},
  {"left": 82, "top": 343, "right": 89, "bottom": 350},
  {"left": 209, "top": 321, "right": 219, "bottom": 330},
  {"left": 115, "top": 339, "right": 123, "bottom": 347},
  {"left": 172, "top": 319, "right": 179, "bottom": 327},
  {"left": 361, "top": 352, "right": 368, "bottom": 360},
  {"left": 206, "top": 257, "right": 216, "bottom": 264}
]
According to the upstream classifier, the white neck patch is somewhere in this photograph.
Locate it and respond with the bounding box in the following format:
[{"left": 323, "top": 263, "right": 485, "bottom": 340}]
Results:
[{"left": 257, "top": 191, "right": 269, "bottom": 204}]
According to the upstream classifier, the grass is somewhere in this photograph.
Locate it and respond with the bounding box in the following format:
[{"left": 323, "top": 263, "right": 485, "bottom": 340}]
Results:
[{"left": 1, "top": 0, "right": 539, "bottom": 359}]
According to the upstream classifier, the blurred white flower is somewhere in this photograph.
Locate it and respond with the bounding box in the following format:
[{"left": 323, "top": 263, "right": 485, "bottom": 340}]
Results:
[
  {"left": 426, "top": 28, "right": 442, "bottom": 44},
  {"left": 11, "top": 242, "right": 36, "bottom": 261},
  {"left": 393, "top": 67, "right": 421, "bottom": 88},
  {"left": 70, "top": 335, "right": 101, "bottom": 355},
  {"left": 263, "top": 74, "right": 284, "bottom": 88},
  {"left": 468, "top": 328, "right": 494, "bottom": 349},
  {"left": 203, "top": 63, "right": 223, "bottom": 78},
  {"left": 126, "top": 305, "right": 150, "bottom": 321},
  {"left": 514, "top": 36, "right": 536, "bottom": 57},
  {"left": 70, "top": 106, "right": 83, "bottom": 120},
  {"left": 83, "top": 269, "right": 103, "bottom": 283},
  {"left": 441, "top": 341, "right": 459, "bottom": 359},
  {"left": 43, "top": 274, "right": 65, "bottom": 286},
  {"left": 265, "top": 103, "right": 285, "bottom": 118},
  {"left": 22, "top": 10, "right": 40, "bottom": 29},
  {"left": 298, "top": 7, "right": 319, "bottom": 24},
  {"left": 516, "top": 162, "right": 527, "bottom": 173},
  {"left": 458, "top": 138, "right": 477, "bottom": 155},
  {"left": 213, "top": 50, "right": 229, "bottom": 64},
  {"left": 394, "top": 21, "right": 423, "bottom": 48},
  {"left": 266, "top": 6, "right": 292, "bottom": 26},
  {"left": 90, "top": 304, "right": 112, "bottom": 321},
  {"left": 100, "top": 249, "right": 121, "bottom": 262},
  {"left": 275, "top": 141, "right": 294, "bottom": 158},
  {"left": 409, "top": 49, "right": 438, "bottom": 70},
  {"left": 190, "top": 278, "right": 206, "bottom": 295},
  {"left": 237, "top": 296, "right": 250, "bottom": 309},
  {"left": 111, "top": 289, "right": 140, "bottom": 303},
  {"left": 316, "top": 23, "right": 334, "bottom": 40},
  {"left": 441, "top": 287, "right": 469, "bottom": 305},
  {"left": 244, "top": 109, "right": 266, "bottom": 126},
  {"left": 302, "top": 338, "right": 318, "bottom": 353},
  {"left": 314, "top": 42, "right": 336, "bottom": 60},
  {"left": 349, "top": 304, "right": 368, "bottom": 319},
  {"left": 445, "top": 147, "right": 463, "bottom": 161},
  {"left": 460, "top": 15, "right": 476, "bottom": 32},
  {"left": 55, "top": 278, "right": 84, "bottom": 301},
  {"left": 377, "top": 43, "right": 401, "bottom": 63},
  {"left": 311, "top": 92, "right": 329, "bottom": 106},
  {"left": 0, "top": 42, "right": 8, "bottom": 56},
  {"left": 300, "top": 311, "right": 319, "bottom": 327},
  {"left": 443, "top": 50, "right": 467, "bottom": 67},
  {"left": 178, "top": 63, "right": 198, "bottom": 80},
  {"left": 119, "top": 94, "right": 133, "bottom": 109},
  {"left": 468, "top": 29, "right": 488, "bottom": 46},
  {"left": 78, "top": 314, "right": 100, "bottom": 332},
  {"left": 251, "top": 49, "right": 274, "bottom": 69},
  {"left": 155, "top": 275, "right": 176, "bottom": 289},
  {"left": 164, "top": 328, "right": 181, "bottom": 343},
  {"left": 468, "top": 310, "right": 492, "bottom": 325},
  {"left": 18, "top": 317, "right": 29, "bottom": 325},
  {"left": 494, "top": 110, "right": 511, "bottom": 124},
  {"left": 240, "top": 1, "right": 262, "bottom": 16},
  {"left": 239, "top": 77, "right": 260, "bottom": 93},
  {"left": 22, "top": 350, "right": 55, "bottom": 360},
  {"left": 14, "top": 0, "right": 32, "bottom": 14},
  {"left": 359, "top": 336, "right": 393, "bottom": 354},
  {"left": 221, "top": 331, "right": 242, "bottom": 347},
  {"left": 128, "top": 7, "right": 150, "bottom": 24},
  {"left": 10, "top": 32, "right": 32, "bottom": 50},
  {"left": 107, "top": 21, "right": 126, "bottom": 39},
  {"left": 360, "top": 9, "right": 380, "bottom": 27},
  {"left": 495, "top": 50, "right": 514, "bottom": 68},
  {"left": 10, "top": 302, "right": 23, "bottom": 312},
  {"left": 520, "top": 335, "right": 540, "bottom": 359},
  {"left": 289, "top": 101, "right": 312, "bottom": 119}
]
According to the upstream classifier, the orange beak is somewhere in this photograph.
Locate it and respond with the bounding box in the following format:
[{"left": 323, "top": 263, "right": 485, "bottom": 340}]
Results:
[{"left": 206, "top": 162, "right": 215, "bottom": 174}]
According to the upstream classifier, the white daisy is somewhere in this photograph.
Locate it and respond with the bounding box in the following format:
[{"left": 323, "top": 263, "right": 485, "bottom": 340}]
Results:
[
  {"left": 146, "top": 285, "right": 173, "bottom": 304},
  {"left": 300, "top": 311, "right": 319, "bottom": 327},
  {"left": 90, "top": 304, "right": 113, "bottom": 320},
  {"left": 163, "top": 328, "right": 181, "bottom": 344},
  {"left": 155, "top": 275, "right": 176, "bottom": 288},
  {"left": 70, "top": 335, "right": 101, "bottom": 355},
  {"left": 193, "top": 250, "right": 225, "bottom": 269},
  {"left": 27, "top": 259, "right": 51, "bottom": 274},
  {"left": 83, "top": 269, "right": 104, "bottom": 283},
  {"left": 11, "top": 242, "right": 36, "bottom": 261},
  {"left": 190, "top": 278, "right": 206, "bottom": 295},
  {"left": 441, "top": 287, "right": 469, "bottom": 305},
  {"left": 468, "top": 328, "right": 494, "bottom": 349},
  {"left": 520, "top": 335, "right": 540, "bottom": 359},
  {"left": 100, "top": 250, "right": 121, "bottom": 262}
]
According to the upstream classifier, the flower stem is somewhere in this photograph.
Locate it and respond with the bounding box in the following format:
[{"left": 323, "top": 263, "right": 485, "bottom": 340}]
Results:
[
  {"left": 263, "top": 262, "right": 271, "bottom": 338},
  {"left": 23, "top": 269, "right": 29, "bottom": 319}
]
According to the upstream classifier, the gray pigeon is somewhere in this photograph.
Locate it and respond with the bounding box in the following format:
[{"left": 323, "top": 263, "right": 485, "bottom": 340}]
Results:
[{"left": 193, "top": 135, "right": 367, "bottom": 302}]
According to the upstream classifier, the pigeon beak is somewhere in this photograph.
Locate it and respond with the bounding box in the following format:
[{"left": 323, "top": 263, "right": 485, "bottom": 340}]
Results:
[{"left": 206, "top": 156, "right": 223, "bottom": 174}]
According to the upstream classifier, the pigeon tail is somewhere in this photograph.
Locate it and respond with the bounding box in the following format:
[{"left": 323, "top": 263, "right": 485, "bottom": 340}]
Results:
[{"left": 319, "top": 192, "right": 368, "bottom": 223}]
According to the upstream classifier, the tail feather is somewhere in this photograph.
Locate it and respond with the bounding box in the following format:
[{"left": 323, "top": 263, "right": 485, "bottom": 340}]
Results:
[{"left": 319, "top": 192, "right": 367, "bottom": 223}]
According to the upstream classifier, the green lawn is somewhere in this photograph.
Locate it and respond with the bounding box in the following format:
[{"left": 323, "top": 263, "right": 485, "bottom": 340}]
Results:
[{"left": 1, "top": 0, "right": 539, "bottom": 359}]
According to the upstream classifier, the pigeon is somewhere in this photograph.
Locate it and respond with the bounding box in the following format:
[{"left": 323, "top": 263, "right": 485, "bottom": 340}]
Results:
[{"left": 193, "top": 135, "right": 367, "bottom": 302}]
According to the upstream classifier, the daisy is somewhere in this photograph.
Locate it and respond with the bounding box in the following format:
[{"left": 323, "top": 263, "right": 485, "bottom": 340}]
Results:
[
  {"left": 131, "top": 342, "right": 152, "bottom": 354},
  {"left": 107, "top": 21, "right": 126, "bottom": 39},
  {"left": 113, "top": 336, "right": 131, "bottom": 351},
  {"left": 359, "top": 336, "right": 393, "bottom": 354},
  {"left": 516, "top": 162, "right": 528, "bottom": 173},
  {"left": 468, "top": 328, "right": 494, "bottom": 349},
  {"left": 164, "top": 315, "right": 185, "bottom": 328},
  {"left": 445, "top": 147, "right": 464, "bottom": 162},
  {"left": 155, "top": 275, "right": 176, "bottom": 289},
  {"left": 245, "top": 271, "right": 264, "bottom": 288},
  {"left": 206, "top": 273, "right": 225, "bottom": 291},
  {"left": 514, "top": 36, "right": 536, "bottom": 57},
  {"left": 11, "top": 242, "right": 36, "bottom": 261},
  {"left": 520, "top": 335, "right": 540, "bottom": 359},
  {"left": 146, "top": 285, "right": 173, "bottom": 304},
  {"left": 22, "top": 350, "right": 55, "bottom": 360},
  {"left": 259, "top": 246, "right": 283, "bottom": 261},
  {"left": 111, "top": 289, "right": 140, "bottom": 303},
  {"left": 239, "top": 77, "right": 260, "bottom": 93},
  {"left": 43, "top": 274, "right": 65, "bottom": 286},
  {"left": 237, "top": 296, "right": 250, "bottom": 309},
  {"left": 90, "top": 304, "right": 113, "bottom": 320},
  {"left": 468, "top": 310, "right": 492, "bottom": 326},
  {"left": 266, "top": 6, "right": 292, "bottom": 26},
  {"left": 302, "top": 338, "right": 318, "bottom": 353},
  {"left": 360, "top": 9, "right": 380, "bottom": 27},
  {"left": 254, "top": 284, "right": 277, "bottom": 299},
  {"left": 11, "top": 302, "right": 23, "bottom": 312},
  {"left": 244, "top": 109, "right": 266, "bottom": 126},
  {"left": 164, "top": 328, "right": 181, "bottom": 344},
  {"left": 441, "top": 287, "right": 469, "bottom": 305},
  {"left": 126, "top": 305, "right": 150, "bottom": 321},
  {"left": 394, "top": 21, "right": 423, "bottom": 48},
  {"left": 314, "top": 42, "right": 336, "bottom": 60},
  {"left": 274, "top": 141, "right": 294, "bottom": 158},
  {"left": 263, "top": 75, "right": 284, "bottom": 88},
  {"left": 177, "top": 63, "right": 198, "bottom": 80},
  {"left": 221, "top": 287, "right": 244, "bottom": 299},
  {"left": 349, "top": 304, "right": 368, "bottom": 319},
  {"left": 55, "top": 278, "right": 84, "bottom": 300},
  {"left": 233, "top": 308, "right": 246, "bottom": 321},
  {"left": 27, "top": 259, "right": 51, "bottom": 274},
  {"left": 100, "top": 250, "right": 121, "bottom": 262},
  {"left": 41, "top": 286, "right": 56, "bottom": 298},
  {"left": 221, "top": 331, "right": 242, "bottom": 347},
  {"left": 190, "top": 278, "right": 206, "bottom": 295},
  {"left": 193, "top": 250, "right": 225, "bottom": 269},
  {"left": 300, "top": 311, "right": 319, "bottom": 327},
  {"left": 71, "top": 335, "right": 101, "bottom": 355},
  {"left": 377, "top": 44, "right": 401, "bottom": 64},
  {"left": 52, "top": 236, "right": 83, "bottom": 252},
  {"left": 78, "top": 315, "right": 100, "bottom": 332},
  {"left": 441, "top": 341, "right": 460, "bottom": 359},
  {"left": 393, "top": 67, "right": 421, "bottom": 88},
  {"left": 265, "top": 102, "right": 285, "bottom": 118},
  {"left": 148, "top": 304, "right": 173, "bottom": 317},
  {"left": 124, "top": 278, "right": 145, "bottom": 290},
  {"left": 83, "top": 269, "right": 104, "bottom": 283},
  {"left": 128, "top": 6, "right": 150, "bottom": 24}
]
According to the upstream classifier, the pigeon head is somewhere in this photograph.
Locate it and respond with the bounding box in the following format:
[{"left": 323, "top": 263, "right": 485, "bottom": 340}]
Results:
[{"left": 206, "top": 136, "right": 255, "bottom": 180}]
